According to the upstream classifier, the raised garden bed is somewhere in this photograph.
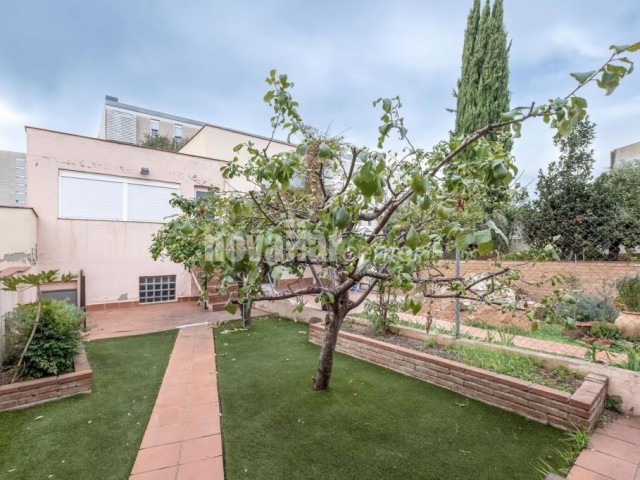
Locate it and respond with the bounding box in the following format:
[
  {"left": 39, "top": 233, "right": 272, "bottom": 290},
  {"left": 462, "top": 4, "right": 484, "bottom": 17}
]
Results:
[
  {"left": 0, "top": 347, "right": 92, "bottom": 411},
  {"left": 309, "top": 322, "right": 607, "bottom": 431}
]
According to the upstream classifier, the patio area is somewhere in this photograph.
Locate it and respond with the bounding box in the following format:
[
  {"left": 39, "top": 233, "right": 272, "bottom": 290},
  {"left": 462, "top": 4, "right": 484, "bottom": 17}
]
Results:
[{"left": 85, "top": 302, "right": 269, "bottom": 341}]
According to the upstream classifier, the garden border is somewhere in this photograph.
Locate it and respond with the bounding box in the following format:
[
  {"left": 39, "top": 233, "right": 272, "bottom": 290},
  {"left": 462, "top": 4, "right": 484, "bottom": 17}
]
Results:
[
  {"left": 309, "top": 322, "right": 606, "bottom": 431},
  {"left": 0, "top": 347, "right": 92, "bottom": 411}
]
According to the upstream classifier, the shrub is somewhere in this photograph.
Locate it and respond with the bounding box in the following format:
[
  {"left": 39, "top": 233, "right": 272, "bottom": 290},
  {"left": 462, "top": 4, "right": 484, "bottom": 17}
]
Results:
[
  {"left": 589, "top": 322, "right": 622, "bottom": 340},
  {"left": 616, "top": 274, "right": 640, "bottom": 312},
  {"left": 560, "top": 293, "right": 618, "bottom": 323},
  {"left": 5, "top": 300, "right": 84, "bottom": 379}
]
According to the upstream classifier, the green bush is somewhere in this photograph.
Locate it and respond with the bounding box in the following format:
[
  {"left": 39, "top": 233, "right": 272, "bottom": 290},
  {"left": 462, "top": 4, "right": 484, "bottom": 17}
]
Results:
[
  {"left": 589, "top": 322, "right": 622, "bottom": 340},
  {"left": 561, "top": 293, "right": 618, "bottom": 323},
  {"left": 5, "top": 300, "right": 85, "bottom": 379},
  {"left": 616, "top": 274, "right": 640, "bottom": 312}
]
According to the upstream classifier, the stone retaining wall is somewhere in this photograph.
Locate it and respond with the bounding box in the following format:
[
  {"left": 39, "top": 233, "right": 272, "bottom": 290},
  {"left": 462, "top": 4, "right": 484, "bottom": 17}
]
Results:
[
  {"left": 0, "top": 348, "right": 92, "bottom": 411},
  {"left": 309, "top": 323, "right": 607, "bottom": 431}
]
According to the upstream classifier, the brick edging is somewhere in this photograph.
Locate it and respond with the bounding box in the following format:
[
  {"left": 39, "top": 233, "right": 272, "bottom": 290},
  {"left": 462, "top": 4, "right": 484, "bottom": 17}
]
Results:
[
  {"left": 0, "top": 346, "right": 93, "bottom": 411},
  {"left": 309, "top": 323, "right": 606, "bottom": 431}
]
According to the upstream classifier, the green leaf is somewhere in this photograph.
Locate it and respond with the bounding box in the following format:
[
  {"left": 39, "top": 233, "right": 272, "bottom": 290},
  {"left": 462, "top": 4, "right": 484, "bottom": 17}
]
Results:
[
  {"left": 455, "top": 231, "right": 475, "bottom": 250},
  {"left": 569, "top": 71, "right": 595, "bottom": 84},
  {"left": 561, "top": 294, "right": 577, "bottom": 305},
  {"left": 224, "top": 299, "right": 237, "bottom": 314},
  {"left": 318, "top": 143, "right": 332, "bottom": 158},
  {"left": 271, "top": 266, "right": 285, "bottom": 280},
  {"left": 406, "top": 226, "right": 420, "bottom": 250},
  {"left": 627, "top": 41, "right": 640, "bottom": 52},
  {"left": 474, "top": 229, "right": 492, "bottom": 245}
]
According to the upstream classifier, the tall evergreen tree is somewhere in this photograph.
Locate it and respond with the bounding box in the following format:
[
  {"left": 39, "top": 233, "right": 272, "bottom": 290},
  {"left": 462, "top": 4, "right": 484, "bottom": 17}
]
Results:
[{"left": 455, "top": 0, "right": 511, "bottom": 148}]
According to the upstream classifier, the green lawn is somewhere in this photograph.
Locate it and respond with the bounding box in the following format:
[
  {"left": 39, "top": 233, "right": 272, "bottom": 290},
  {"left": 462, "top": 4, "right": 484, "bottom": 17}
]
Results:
[
  {"left": 0, "top": 330, "right": 177, "bottom": 480},
  {"left": 215, "top": 317, "right": 567, "bottom": 480}
]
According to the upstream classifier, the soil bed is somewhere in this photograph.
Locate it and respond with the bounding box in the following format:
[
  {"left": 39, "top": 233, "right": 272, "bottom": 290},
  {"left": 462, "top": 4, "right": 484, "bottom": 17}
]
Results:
[
  {"left": 0, "top": 367, "right": 12, "bottom": 387},
  {"left": 342, "top": 322, "right": 583, "bottom": 392}
]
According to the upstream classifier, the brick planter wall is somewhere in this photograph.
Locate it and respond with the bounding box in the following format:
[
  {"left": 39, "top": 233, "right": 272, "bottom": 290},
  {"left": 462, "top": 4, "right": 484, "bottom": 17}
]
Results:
[
  {"left": 0, "top": 347, "right": 93, "bottom": 411},
  {"left": 309, "top": 323, "right": 607, "bottom": 431}
]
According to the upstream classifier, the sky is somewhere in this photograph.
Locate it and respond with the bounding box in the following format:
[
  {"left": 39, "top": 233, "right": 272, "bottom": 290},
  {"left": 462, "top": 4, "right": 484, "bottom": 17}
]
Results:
[{"left": 0, "top": 0, "right": 639, "bottom": 191}]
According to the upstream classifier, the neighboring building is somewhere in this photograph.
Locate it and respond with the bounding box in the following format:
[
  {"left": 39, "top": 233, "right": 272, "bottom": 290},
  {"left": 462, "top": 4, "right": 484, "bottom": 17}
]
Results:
[
  {"left": 0, "top": 150, "right": 27, "bottom": 206},
  {"left": 26, "top": 127, "right": 227, "bottom": 310},
  {"left": 97, "top": 95, "right": 205, "bottom": 145},
  {"left": 610, "top": 141, "right": 640, "bottom": 169}
]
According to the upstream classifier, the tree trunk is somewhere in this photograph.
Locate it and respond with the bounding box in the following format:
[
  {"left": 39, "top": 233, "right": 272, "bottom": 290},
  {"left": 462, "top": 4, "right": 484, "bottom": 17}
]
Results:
[
  {"left": 312, "top": 290, "right": 349, "bottom": 390},
  {"left": 241, "top": 301, "right": 253, "bottom": 329}
]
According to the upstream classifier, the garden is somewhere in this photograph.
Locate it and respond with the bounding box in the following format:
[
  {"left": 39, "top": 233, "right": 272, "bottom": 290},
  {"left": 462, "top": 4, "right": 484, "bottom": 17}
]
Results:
[{"left": 214, "top": 317, "right": 579, "bottom": 479}]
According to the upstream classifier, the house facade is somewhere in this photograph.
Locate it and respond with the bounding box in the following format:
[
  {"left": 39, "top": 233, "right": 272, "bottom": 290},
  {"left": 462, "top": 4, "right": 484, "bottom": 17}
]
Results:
[{"left": 26, "top": 127, "right": 227, "bottom": 310}]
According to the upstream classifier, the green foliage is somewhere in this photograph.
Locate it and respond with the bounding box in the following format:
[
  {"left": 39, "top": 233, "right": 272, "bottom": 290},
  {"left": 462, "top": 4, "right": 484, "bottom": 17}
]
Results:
[
  {"left": 443, "top": 343, "right": 581, "bottom": 392},
  {"left": 570, "top": 294, "right": 618, "bottom": 323},
  {"left": 139, "top": 133, "right": 189, "bottom": 152},
  {"left": 605, "top": 395, "right": 624, "bottom": 413},
  {"left": 363, "top": 283, "right": 400, "bottom": 333},
  {"left": 589, "top": 322, "right": 622, "bottom": 340},
  {"left": 614, "top": 347, "right": 640, "bottom": 371},
  {"left": 536, "top": 428, "right": 590, "bottom": 477},
  {"left": 616, "top": 274, "right": 640, "bottom": 312},
  {"left": 522, "top": 117, "right": 600, "bottom": 260},
  {"left": 5, "top": 300, "right": 84, "bottom": 378}
]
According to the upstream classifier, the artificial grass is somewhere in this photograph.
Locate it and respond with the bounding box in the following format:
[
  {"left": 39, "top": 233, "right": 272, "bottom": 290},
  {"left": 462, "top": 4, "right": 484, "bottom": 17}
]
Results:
[
  {"left": 0, "top": 330, "right": 177, "bottom": 480},
  {"left": 215, "top": 317, "right": 567, "bottom": 480}
]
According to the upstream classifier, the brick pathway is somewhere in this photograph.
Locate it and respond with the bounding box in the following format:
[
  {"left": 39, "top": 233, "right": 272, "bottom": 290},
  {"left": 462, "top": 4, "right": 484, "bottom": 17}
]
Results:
[
  {"left": 129, "top": 324, "right": 224, "bottom": 480},
  {"left": 567, "top": 415, "right": 640, "bottom": 480}
]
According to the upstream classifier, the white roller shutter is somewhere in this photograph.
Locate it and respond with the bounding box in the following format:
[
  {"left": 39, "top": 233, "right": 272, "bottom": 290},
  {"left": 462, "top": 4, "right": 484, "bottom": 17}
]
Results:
[
  {"left": 127, "top": 183, "right": 179, "bottom": 222},
  {"left": 60, "top": 175, "right": 123, "bottom": 220},
  {"left": 59, "top": 170, "right": 179, "bottom": 223}
]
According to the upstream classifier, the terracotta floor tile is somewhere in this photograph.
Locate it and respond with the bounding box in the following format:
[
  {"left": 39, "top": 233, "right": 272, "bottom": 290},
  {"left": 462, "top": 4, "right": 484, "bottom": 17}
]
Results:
[
  {"left": 141, "top": 424, "right": 184, "bottom": 449},
  {"left": 131, "top": 443, "right": 181, "bottom": 474},
  {"left": 179, "top": 434, "right": 223, "bottom": 464},
  {"left": 185, "top": 402, "right": 219, "bottom": 422},
  {"left": 177, "top": 457, "right": 224, "bottom": 480},
  {"left": 588, "top": 433, "right": 640, "bottom": 464},
  {"left": 575, "top": 450, "right": 636, "bottom": 480},
  {"left": 129, "top": 466, "right": 178, "bottom": 480},
  {"left": 601, "top": 424, "right": 640, "bottom": 447},
  {"left": 182, "top": 417, "right": 220, "bottom": 440},
  {"left": 567, "top": 465, "right": 616, "bottom": 480}
]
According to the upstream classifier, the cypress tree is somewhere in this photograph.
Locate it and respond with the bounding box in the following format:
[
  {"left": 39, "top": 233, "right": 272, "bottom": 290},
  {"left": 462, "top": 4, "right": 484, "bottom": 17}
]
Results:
[{"left": 455, "top": 0, "right": 511, "bottom": 149}]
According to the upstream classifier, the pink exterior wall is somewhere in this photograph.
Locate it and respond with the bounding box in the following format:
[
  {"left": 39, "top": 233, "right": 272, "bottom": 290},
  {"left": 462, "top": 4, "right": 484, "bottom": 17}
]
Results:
[{"left": 26, "top": 128, "right": 226, "bottom": 307}]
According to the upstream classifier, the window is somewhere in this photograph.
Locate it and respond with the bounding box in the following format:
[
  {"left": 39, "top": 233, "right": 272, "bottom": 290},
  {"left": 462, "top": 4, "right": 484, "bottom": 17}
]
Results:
[
  {"left": 174, "top": 124, "right": 183, "bottom": 140},
  {"left": 150, "top": 119, "right": 160, "bottom": 137},
  {"left": 139, "top": 275, "right": 176, "bottom": 303},
  {"left": 194, "top": 187, "right": 208, "bottom": 200},
  {"left": 59, "top": 170, "right": 179, "bottom": 222}
]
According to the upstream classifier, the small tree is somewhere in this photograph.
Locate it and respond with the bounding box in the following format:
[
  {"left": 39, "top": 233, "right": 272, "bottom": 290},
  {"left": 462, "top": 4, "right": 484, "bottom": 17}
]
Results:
[
  {"left": 154, "top": 44, "right": 638, "bottom": 391},
  {"left": 1, "top": 270, "right": 77, "bottom": 382}
]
